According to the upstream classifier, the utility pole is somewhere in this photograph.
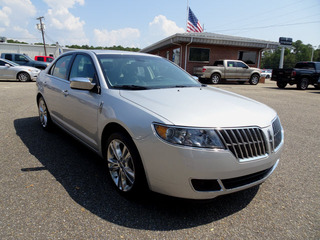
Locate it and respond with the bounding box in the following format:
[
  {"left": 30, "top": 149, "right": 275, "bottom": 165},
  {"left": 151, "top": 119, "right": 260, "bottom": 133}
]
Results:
[{"left": 37, "top": 16, "right": 47, "bottom": 56}]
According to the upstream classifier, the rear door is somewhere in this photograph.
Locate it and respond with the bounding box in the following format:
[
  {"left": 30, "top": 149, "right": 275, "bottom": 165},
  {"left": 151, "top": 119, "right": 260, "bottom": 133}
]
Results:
[
  {"left": 225, "top": 61, "right": 237, "bottom": 79},
  {"left": 43, "top": 54, "right": 74, "bottom": 126}
]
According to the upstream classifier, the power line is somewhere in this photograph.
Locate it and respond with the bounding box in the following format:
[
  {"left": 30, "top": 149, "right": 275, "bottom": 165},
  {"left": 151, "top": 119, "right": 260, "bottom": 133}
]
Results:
[{"left": 213, "top": 20, "right": 320, "bottom": 33}]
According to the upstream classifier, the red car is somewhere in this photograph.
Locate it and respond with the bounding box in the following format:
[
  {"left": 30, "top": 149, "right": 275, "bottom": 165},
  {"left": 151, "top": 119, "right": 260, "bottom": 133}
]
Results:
[{"left": 34, "top": 56, "right": 54, "bottom": 63}]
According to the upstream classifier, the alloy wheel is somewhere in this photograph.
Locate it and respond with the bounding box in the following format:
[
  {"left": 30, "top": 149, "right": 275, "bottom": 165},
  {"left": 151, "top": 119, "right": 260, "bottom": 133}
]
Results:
[{"left": 107, "top": 139, "right": 135, "bottom": 192}]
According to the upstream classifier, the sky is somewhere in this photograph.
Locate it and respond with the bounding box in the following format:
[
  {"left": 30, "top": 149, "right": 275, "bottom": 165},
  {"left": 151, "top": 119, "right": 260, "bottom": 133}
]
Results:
[{"left": 0, "top": 0, "right": 319, "bottom": 49}]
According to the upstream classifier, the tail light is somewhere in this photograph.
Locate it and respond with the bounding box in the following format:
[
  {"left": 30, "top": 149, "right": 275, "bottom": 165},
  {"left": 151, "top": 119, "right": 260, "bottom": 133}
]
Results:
[
  {"left": 291, "top": 71, "right": 296, "bottom": 77},
  {"left": 202, "top": 68, "right": 206, "bottom": 73}
]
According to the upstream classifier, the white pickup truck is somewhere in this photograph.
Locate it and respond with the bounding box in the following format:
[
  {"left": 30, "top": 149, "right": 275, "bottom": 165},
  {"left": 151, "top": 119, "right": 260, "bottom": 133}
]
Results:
[{"left": 200, "top": 60, "right": 261, "bottom": 85}]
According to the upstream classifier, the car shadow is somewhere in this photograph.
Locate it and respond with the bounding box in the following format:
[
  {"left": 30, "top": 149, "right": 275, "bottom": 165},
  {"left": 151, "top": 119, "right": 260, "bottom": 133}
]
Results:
[{"left": 14, "top": 116, "right": 259, "bottom": 231}]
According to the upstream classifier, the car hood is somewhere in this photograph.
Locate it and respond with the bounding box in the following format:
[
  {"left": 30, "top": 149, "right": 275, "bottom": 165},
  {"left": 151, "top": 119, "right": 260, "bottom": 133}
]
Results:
[
  {"left": 120, "top": 86, "right": 276, "bottom": 128},
  {"left": 14, "top": 65, "right": 40, "bottom": 71}
]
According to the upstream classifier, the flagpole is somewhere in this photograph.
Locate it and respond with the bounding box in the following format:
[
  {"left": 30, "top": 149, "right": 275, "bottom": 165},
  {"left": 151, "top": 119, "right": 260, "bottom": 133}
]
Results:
[{"left": 186, "top": 0, "right": 189, "bottom": 32}]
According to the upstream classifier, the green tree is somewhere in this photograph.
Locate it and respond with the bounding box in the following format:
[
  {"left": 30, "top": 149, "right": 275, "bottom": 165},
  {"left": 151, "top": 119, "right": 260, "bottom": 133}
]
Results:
[{"left": 261, "top": 40, "right": 319, "bottom": 69}]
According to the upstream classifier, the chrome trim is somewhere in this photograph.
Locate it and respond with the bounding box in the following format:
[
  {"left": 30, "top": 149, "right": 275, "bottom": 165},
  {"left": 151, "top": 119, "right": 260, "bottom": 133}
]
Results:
[{"left": 216, "top": 127, "right": 269, "bottom": 162}]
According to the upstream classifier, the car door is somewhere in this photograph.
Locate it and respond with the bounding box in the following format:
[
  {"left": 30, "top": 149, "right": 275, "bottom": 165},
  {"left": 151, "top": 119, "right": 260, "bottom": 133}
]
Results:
[
  {"left": 61, "top": 53, "right": 101, "bottom": 149},
  {"left": 0, "top": 60, "right": 15, "bottom": 80},
  {"left": 14, "top": 54, "right": 30, "bottom": 66},
  {"left": 44, "top": 54, "right": 74, "bottom": 126},
  {"left": 225, "top": 61, "right": 237, "bottom": 79},
  {"left": 236, "top": 61, "right": 251, "bottom": 79}
]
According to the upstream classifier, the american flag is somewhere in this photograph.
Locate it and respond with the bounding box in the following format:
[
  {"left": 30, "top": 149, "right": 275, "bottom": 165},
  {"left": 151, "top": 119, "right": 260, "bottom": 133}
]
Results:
[{"left": 187, "top": 7, "right": 203, "bottom": 33}]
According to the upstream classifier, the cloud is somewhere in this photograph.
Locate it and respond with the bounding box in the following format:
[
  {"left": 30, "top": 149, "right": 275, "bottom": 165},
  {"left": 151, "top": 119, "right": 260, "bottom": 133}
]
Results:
[
  {"left": 93, "top": 28, "right": 141, "bottom": 47},
  {"left": 0, "top": 0, "right": 37, "bottom": 41},
  {"left": 0, "top": 6, "right": 11, "bottom": 27},
  {"left": 43, "top": 0, "right": 88, "bottom": 45},
  {"left": 149, "top": 15, "right": 185, "bottom": 38}
]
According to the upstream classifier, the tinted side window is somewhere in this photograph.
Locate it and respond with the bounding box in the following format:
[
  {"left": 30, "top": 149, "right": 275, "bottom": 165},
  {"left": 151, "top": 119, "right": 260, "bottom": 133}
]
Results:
[
  {"left": 15, "top": 55, "right": 28, "bottom": 62},
  {"left": 213, "top": 61, "right": 224, "bottom": 66},
  {"left": 51, "top": 55, "right": 73, "bottom": 80},
  {"left": 38, "top": 57, "right": 44, "bottom": 61},
  {"left": 227, "top": 61, "right": 236, "bottom": 67},
  {"left": 70, "top": 54, "right": 96, "bottom": 83},
  {"left": 0, "top": 60, "right": 6, "bottom": 66},
  {"left": 236, "top": 62, "right": 247, "bottom": 68},
  {"left": 5, "top": 54, "right": 12, "bottom": 61}
]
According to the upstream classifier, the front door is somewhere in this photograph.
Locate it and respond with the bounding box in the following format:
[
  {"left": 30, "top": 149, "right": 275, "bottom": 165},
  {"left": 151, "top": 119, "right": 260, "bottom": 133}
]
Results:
[
  {"left": 236, "top": 61, "right": 251, "bottom": 79},
  {"left": 61, "top": 53, "right": 101, "bottom": 149}
]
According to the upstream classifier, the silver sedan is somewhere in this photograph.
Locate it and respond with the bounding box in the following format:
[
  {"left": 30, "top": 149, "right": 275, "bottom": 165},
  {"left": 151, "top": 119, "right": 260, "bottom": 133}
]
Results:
[
  {"left": 0, "top": 58, "right": 41, "bottom": 81},
  {"left": 36, "top": 50, "right": 284, "bottom": 200}
]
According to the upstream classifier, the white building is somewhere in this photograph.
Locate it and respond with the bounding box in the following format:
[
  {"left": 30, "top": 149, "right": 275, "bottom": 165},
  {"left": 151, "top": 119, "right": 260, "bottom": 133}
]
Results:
[{"left": 0, "top": 42, "right": 70, "bottom": 59}]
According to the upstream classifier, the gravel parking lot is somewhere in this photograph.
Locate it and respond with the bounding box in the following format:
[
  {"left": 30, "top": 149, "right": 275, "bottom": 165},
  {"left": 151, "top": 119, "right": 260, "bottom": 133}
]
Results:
[{"left": 0, "top": 80, "right": 319, "bottom": 239}]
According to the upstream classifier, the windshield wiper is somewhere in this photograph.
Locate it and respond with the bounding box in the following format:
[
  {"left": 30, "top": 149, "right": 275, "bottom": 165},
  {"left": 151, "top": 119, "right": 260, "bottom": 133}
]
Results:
[{"left": 114, "top": 85, "right": 149, "bottom": 90}]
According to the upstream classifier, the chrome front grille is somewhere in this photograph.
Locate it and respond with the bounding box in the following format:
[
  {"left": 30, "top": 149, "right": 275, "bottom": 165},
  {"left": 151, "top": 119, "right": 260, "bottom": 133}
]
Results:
[{"left": 217, "top": 127, "right": 268, "bottom": 161}]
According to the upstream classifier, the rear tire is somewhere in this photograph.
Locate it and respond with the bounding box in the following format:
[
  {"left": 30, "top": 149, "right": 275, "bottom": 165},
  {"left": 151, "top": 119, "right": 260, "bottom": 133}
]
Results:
[
  {"left": 297, "top": 78, "right": 309, "bottom": 90},
  {"left": 38, "top": 96, "right": 52, "bottom": 130},
  {"left": 277, "top": 81, "right": 287, "bottom": 89},
  {"left": 211, "top": 73, "right": 220, "bottom": 84}
]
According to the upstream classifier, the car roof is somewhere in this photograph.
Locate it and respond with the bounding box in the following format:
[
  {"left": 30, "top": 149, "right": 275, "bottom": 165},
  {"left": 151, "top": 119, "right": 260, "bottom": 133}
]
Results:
[{"left": 64, "top": 49, "right": 160, "bottom": 58}]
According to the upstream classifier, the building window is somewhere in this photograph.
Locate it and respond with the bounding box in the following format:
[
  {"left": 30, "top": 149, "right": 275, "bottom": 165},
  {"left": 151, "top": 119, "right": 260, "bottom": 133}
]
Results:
[
  {"left": 172, "top": 48, "right": 180, "bottom": 66},
  {"left": 189, "top": 48, "right": 210, "bottom": 62},
  {"left": 238, "top": 51, "right": 256, "bottom": 64}
]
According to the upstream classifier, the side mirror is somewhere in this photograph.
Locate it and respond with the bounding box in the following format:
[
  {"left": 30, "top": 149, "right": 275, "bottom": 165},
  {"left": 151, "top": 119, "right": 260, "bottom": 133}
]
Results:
[
  {"left": 70, "top": 77, "right": 96, "bottom": 91},
  {"left": 243, "top": 66, "right": 249, "bottom": 69},
  {"left": 5, "top": 64, "right": 10, "bottom": 67}
]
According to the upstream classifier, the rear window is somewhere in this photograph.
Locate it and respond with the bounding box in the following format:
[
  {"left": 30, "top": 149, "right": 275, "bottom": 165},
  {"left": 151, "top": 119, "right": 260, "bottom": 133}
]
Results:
[
  {"left": 295, "top": 62, "right": 315, "bottom": 70},
  {"left": 213, "top": 61, "right": 223, "bottom": 66}
]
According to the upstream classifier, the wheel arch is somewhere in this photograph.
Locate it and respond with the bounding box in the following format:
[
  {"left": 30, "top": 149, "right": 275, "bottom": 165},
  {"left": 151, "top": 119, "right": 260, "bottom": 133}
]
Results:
[
  {"left": 101, "top": 122, "right": 132, "bottom": 155},
  {"left": 101, "top": 122, "right": 150, "bottom": 190},
  {"left": 36, "top": 93, "right": 43, "bottom": 105},
  {"left": 16, "top": 71, "right": 31, "bottom": 80},
  {"left": 211, "top": 71, "right": 221, "bottom": 79}
]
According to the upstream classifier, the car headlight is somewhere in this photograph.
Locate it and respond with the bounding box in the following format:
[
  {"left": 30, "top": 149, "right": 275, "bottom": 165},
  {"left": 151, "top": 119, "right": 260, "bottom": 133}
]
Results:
[{"left": 153, "top": 123, "right": 225, "bottom": 149}]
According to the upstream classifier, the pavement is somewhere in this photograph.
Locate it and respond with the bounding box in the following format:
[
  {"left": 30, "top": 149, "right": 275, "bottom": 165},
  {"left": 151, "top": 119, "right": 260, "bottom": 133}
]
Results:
[{"left": 0, "top": 80, "right": 319, "bottom": 239}]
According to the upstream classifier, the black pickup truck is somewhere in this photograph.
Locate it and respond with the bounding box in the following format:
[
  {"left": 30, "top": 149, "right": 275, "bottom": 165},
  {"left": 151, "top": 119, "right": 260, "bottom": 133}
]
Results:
[{"left": 272, "top": 62, "right": 320, "bottom": 90}]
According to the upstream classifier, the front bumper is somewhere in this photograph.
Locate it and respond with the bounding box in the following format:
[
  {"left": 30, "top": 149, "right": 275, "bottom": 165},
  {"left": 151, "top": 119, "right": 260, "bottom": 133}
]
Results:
[{"left": 136, "top": 126, "right": 282, "bottom": 200}]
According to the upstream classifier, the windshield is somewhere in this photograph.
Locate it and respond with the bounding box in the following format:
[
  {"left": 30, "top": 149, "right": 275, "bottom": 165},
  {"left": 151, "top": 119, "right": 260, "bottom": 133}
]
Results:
[{"left": 97, "top": 54, "right": 201, "bottom": 89}]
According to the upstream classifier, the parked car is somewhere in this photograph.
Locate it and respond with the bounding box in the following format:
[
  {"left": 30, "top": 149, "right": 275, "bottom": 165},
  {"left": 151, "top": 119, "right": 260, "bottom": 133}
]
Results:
[
  {"left": 34, "top": 56, "right": 54, "bottom": 63},
  {"left": 272, "top": 62, "right": 320, "bottom": 90},
  {"left": 36, "top": 50, "right": 284, "bottom": 200},
  {"left": 0, "top": 58, "right": 41, "bottom": 81},
  {"left": 199, "top": 60, "right": 261, "bottom": 85},
  {"left": 261, "top": 69, "right": 272, "bottom": 79},
  {"left": 1, "top": 53, "right": 48, "bottom": 70}
]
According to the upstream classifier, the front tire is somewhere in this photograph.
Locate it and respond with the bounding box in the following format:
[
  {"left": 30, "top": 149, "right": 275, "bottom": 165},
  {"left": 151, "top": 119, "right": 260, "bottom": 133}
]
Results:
[
  {"left": 249, "top": 74, "right": 259, "bottom": 85},
  {"left": 105, "top": 132, "right": 147, "bottom": 197},
  {"left": 297, "top": 78, "right": 309, "bottom": 90},
  {"left": 211, "top": 73, "right": 221, "bottom": 84},
  {"left": 17, "top": 72, "right": 31, "bottom": 82}
]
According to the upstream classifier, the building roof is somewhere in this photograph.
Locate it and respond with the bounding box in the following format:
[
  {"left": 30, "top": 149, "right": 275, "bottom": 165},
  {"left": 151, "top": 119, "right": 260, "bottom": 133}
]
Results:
[{"left": 140, "top": 32, "right": 279, "bottom": 53}]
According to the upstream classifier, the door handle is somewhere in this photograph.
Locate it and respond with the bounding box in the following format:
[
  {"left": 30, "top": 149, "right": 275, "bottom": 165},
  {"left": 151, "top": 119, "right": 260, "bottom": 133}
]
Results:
[{"left": 62, "top": 90, "right": 69, "bottom": 96}]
